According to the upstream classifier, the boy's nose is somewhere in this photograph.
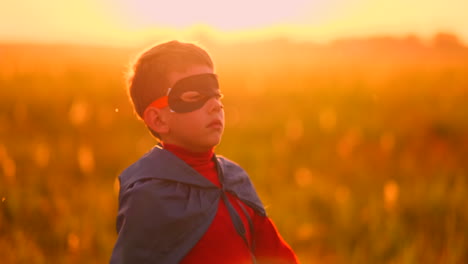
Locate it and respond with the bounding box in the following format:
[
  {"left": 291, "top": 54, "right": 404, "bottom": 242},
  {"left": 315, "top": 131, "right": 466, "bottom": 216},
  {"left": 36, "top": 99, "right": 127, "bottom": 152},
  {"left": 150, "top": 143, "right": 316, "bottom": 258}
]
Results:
[{"left": 206, "top": 97, "right": 224, "bottom": 112}]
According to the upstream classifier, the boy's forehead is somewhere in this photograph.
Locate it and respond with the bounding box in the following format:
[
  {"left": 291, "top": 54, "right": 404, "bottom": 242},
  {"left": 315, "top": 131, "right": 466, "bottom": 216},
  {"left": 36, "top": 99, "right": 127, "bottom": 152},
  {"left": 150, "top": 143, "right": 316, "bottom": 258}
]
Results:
[{"left": 167, "top": 65, "right": 214, "bottom": 88}]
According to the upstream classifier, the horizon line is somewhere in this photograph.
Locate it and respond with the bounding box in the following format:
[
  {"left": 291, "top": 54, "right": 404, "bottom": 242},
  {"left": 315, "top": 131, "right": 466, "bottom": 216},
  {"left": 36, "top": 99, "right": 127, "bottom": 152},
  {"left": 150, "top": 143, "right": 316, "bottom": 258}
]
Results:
[{"left": 0, "top": 24, "right": 467, "bottom": 48}]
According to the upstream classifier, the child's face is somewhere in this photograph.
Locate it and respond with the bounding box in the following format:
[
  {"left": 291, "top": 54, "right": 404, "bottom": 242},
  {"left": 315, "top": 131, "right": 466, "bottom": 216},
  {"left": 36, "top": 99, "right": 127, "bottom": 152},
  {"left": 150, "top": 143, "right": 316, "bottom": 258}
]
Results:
[{"left": 161, "top": 64, "right": 224, "bottom": 152}]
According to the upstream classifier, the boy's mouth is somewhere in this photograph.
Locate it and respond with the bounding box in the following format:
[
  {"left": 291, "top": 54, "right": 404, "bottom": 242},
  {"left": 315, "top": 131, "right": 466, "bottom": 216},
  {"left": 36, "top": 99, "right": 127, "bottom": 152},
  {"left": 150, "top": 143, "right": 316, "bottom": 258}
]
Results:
[{"left": 207, "top": 120, "right": 223, "bottom": 129}]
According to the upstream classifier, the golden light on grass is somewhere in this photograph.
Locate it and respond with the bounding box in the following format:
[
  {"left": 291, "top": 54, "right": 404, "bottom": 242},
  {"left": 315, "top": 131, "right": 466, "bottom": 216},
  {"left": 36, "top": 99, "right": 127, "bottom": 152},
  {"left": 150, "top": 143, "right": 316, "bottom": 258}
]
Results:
[
  {"left": 67, "top": 233, "right": 80, "bottom": 253},
  {"left": 34, "top": 142, "right": 51, "bottom": 168},
  {"left": 113, "top": 177, "right": 120, "bottom": 196},
  {"left": 0, "top": 157, "right": 16, "bottom": 183},
  {"left": 97, "top": 106, "right": 115, "bottom": 128},
  {"left": 0, "top": 144, "right": 16, "bottom": 185},
  {"left": 337, "top": 128, "right": 362, "bottom": 160},
  {"left": 334, "top": 185, "right": 351, "bottom": 205},
  {"left": 318, "top": 107, "right": 337, "bottom": 133},
  {"left": 383, "top": 180, "right": 399, "bottom": 211},
  {"left": 77, "top": 145, "right": 95, "bottom": 174},
  {"left": 380, "top": 132, "right": 396, "bottom": 154},
  {"left": 295, "top": 167, "right": 313, "bottom": 188},
  {"left": 286, "top": 118, "right": 304, "bottom": 141},
  {"left": 13, "top": 103, "right": 28, "bottom": 125},
  {"left": 69, "top": 100, "right": 90, "bottom": 126},
  {"left": 295, "top": 222, "right": 316, "bottom": 241}
]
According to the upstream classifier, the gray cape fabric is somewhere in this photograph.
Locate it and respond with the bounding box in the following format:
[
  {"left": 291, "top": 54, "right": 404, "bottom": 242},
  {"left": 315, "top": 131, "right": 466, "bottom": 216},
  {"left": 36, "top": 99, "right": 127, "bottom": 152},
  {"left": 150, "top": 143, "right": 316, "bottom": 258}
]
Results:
[{"left": 110, "top": 146, "right": 266, "bottom": 264}]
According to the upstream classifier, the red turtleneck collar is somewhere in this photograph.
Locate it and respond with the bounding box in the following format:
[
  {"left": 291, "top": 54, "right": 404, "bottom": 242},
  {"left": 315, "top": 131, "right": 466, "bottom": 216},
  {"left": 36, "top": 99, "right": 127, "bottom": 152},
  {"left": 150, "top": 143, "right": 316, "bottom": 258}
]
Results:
[{"left": 162, "top": 143, "right": 221, "bottom": 187}]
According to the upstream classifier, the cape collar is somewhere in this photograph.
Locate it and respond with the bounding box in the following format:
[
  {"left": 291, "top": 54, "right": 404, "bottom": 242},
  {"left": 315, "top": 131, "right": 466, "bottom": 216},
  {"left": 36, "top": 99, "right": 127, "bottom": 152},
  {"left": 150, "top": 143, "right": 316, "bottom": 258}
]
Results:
[
  {"left": 146, "top": 145, "right": 217, "bottom": 188},
  {"left": 119, "top": 145, "right": 266, "bottom": 216}
]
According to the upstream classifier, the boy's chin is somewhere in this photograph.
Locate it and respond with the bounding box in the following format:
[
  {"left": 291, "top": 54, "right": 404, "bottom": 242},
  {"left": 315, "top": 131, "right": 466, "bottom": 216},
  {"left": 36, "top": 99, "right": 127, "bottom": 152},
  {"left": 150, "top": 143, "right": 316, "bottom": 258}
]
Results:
[
  {"left": 205, "top": 140, "right": 222, "bottom": 149},
  {"left": 200, "top": 136, "right": 222, "bottom": 151}
]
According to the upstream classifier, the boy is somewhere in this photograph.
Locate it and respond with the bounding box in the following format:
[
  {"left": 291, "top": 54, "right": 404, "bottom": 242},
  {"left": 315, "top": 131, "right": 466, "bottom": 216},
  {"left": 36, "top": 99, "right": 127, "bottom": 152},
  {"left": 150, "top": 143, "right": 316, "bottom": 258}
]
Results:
[{"left": 110, "top": 40, "right": 299, "bottom": 264}]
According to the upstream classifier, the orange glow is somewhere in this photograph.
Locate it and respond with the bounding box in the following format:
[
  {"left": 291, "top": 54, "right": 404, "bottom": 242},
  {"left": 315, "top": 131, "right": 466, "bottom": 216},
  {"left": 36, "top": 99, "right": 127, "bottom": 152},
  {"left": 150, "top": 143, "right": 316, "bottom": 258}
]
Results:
[
  {"left": 1, "top": 0, "right": 468, "bottom": 45},
  {"left": 110, "top": 0, "right": 319, "bottom": 30}
]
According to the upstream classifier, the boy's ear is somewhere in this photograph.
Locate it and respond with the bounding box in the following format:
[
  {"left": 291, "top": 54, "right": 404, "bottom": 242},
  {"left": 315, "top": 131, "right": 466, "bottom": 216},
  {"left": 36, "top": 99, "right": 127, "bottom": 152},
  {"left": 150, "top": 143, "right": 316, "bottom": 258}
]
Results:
[{"left": 143, "top": 107, "right": 170, "bottom": 134}]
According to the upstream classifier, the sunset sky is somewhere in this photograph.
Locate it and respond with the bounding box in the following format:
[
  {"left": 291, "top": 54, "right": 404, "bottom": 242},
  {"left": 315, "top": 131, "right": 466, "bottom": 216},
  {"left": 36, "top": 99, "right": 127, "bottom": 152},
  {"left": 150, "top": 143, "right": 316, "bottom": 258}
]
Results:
[{"left": 1, "top": 0, "right": 467, "bottom": 46}]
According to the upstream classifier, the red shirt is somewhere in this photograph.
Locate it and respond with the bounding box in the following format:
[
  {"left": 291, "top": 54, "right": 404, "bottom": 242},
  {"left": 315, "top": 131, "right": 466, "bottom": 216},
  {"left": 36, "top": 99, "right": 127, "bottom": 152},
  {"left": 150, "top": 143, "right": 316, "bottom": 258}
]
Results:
[{"left": 163, "top": 143, "right": 299, "bottom": 264}]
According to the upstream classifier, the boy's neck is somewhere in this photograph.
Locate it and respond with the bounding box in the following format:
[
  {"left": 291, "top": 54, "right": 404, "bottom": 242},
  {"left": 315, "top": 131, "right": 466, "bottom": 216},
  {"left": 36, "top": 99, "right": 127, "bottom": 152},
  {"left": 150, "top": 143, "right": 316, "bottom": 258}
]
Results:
[
  {"left": 162, "top": 142, "right": 220, "bottom": 187},
  {"left": 162, "top": 142, "right": 214, "bottom": 164}
]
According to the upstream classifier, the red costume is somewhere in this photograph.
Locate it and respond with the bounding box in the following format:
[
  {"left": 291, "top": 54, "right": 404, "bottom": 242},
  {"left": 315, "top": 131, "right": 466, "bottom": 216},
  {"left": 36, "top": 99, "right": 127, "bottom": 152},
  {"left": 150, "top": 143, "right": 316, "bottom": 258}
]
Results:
[{"left": 164, "top": 144, "right": 298, "bottom": 264}]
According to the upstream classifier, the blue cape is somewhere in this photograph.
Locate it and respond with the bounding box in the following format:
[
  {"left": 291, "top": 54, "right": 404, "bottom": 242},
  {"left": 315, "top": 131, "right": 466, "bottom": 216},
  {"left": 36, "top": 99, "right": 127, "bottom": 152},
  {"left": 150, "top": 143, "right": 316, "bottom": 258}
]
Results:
[{"left": 110, "top": 146, "right": 266, "bottom": 264}]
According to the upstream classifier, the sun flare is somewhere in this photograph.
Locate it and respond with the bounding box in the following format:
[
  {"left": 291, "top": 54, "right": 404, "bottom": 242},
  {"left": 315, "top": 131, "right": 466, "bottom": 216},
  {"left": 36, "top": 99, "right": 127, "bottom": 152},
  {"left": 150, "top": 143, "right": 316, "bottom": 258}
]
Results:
[
  {"left": 1, "top": 0, "right": 468, "bottom": 45},
  {"left": 111, "top": 0, "right": 320, "bottom": 30}
]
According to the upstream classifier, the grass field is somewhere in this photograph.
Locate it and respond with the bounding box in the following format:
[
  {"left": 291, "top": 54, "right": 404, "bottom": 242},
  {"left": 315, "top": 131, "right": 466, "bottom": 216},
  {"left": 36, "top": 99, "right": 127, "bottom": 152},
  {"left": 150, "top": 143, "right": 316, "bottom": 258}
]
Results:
[{"left": 0, "top": 34, "right": 467, "bottom": 263}]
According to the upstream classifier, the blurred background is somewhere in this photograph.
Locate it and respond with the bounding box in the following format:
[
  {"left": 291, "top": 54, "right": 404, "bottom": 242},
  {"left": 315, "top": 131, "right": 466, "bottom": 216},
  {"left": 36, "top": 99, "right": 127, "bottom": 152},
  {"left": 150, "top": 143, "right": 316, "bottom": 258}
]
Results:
[{"left": 1, "top": 1, "right": 467, "bottom": 263}]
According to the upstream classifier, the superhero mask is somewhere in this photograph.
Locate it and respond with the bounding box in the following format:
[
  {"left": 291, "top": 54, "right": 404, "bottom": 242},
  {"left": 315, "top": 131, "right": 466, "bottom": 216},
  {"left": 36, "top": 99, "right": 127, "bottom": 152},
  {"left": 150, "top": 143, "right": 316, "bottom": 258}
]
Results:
[{"left": 145, "top": 73, "right": 222, "bottom": 113}]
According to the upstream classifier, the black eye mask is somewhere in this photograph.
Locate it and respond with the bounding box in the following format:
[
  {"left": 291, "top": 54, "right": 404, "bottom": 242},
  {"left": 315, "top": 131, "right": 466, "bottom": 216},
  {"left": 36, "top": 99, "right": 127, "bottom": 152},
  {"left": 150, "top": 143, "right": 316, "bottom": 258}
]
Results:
[{"left": 167, "top": 73, "right": 221, "bottom": 113}]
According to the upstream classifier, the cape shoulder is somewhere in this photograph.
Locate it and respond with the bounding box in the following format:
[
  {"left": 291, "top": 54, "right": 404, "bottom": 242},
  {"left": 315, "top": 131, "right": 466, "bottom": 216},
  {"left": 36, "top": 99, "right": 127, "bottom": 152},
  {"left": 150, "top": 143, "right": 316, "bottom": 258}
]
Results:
[
  {"left": 118, "top": 146, "right": 266, "bottom": 215},
  {"left": 118, "top": 146, "right": 214, "bottom": 192},
  {"left": 217, "top": 156, "right": 266, "bottom": 215}
]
